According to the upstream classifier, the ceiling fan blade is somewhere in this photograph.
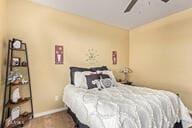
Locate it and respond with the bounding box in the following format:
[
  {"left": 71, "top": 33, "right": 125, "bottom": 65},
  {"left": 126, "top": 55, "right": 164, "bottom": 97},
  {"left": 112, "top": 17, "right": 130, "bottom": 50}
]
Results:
[
  {"left": 161, "top": 0, "right": 170, "bottom": 2},
  {"left": 124, "top": 0, "right": 138, "bottom": 13}
]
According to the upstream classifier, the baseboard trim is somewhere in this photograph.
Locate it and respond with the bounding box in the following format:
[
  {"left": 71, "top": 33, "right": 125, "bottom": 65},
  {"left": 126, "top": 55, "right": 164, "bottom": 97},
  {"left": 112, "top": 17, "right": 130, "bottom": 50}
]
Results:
[
  {"left": 34, "top": 107, "right": 67, "bottom": 118},
  {"left": 34, "top": 107, "right": 191, "bottom": 118}
]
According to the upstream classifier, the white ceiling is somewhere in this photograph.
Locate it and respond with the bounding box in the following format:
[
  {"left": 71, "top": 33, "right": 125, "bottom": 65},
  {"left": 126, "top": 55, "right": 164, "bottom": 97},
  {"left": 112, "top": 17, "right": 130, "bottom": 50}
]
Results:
[{"left": 31, "top": 0, "right": 192, "bottom": 29}]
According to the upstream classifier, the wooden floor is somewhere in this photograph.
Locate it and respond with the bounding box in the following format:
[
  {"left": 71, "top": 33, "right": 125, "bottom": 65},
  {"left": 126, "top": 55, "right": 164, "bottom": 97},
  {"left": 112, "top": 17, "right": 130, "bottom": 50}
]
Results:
[
  {"left": 23, "top": 111, "right": 192, "bottom": 128},
  {"left": 24, "top": 111, "right": 75, "bottom": 128}
]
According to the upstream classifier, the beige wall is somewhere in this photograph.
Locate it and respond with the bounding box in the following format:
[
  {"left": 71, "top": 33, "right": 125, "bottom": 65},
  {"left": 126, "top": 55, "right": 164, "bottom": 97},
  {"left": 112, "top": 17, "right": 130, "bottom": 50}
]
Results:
[
  {"left": 7, "top": 0, "right": 129, "bottom": 113},
  {"left": 0, "top": 0, "right": 7, "bottom": 125},
  {"left": 0, "top": 0, "right": 7, "bottom": 84},
  {"left": 129, "top": 8, "right": 192, "bottom": 110}
]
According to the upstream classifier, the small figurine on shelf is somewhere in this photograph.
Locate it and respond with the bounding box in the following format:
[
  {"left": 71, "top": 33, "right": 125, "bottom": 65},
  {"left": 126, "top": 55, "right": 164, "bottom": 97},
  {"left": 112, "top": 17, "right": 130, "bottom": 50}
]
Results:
[
  {"left": 11, "top": 107, "right": 20, "bottom": 121},
  {"left": 22, "top": 112, "right": 29, "bottom": 117},
  {"left": 8, "top": 70, "right": 23, "bottom": 85},
  {"left": 21, "top": 61, "right": 27, "bottom": 66},
  {"left": 21, "top": 78, "right": 28, "bottom": 84},
  {"left": 12, "top": 88, "right": 21, "bottom": 103}
]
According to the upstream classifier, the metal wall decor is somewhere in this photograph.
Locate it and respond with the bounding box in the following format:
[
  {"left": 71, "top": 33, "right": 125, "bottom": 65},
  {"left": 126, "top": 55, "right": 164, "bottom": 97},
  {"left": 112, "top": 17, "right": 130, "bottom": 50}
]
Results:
[{"left": 85, "top": 48, "right": 99, "bottom": 65}]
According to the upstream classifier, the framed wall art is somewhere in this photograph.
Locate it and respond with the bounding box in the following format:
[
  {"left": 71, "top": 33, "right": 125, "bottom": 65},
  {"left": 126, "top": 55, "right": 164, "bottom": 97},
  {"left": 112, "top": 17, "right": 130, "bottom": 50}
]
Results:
[
  {"left": 55, "top": 45, "right": 63, "bottom": 64},
  {"left": 112, "top": 51, "right": 117, "bottom": 65}
]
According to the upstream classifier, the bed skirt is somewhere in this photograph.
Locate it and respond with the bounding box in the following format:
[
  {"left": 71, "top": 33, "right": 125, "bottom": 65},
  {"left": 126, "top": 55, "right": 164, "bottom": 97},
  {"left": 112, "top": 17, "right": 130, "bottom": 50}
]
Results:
[
  {"left": 67, "top": 108, "right": 183, "bottom": 128},
  {"left": 67, "top": 108, "right": 89, "bottom": 128}
]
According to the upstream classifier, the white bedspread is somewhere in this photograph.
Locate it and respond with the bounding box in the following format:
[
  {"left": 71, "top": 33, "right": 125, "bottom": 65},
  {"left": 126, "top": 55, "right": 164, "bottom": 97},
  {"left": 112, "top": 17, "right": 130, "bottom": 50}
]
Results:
[{"left": 63, "top": 84, "right": 192, "bottom": 128}]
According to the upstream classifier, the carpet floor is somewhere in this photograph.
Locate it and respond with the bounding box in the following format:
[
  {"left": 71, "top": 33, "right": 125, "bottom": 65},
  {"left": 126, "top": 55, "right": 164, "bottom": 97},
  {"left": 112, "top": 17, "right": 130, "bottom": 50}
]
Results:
[
  {"left": 24, "top": 111, "right": 75, "bottom": 128},
  {"left": 23, "top": 111, "right": 192, "bottom": 128}
]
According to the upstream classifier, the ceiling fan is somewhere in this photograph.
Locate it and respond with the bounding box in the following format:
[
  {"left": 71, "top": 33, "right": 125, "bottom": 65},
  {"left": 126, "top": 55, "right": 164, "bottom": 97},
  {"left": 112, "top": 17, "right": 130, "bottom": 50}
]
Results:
[{"left": 124, "top": 0, "right": 170, "bottom": 13}]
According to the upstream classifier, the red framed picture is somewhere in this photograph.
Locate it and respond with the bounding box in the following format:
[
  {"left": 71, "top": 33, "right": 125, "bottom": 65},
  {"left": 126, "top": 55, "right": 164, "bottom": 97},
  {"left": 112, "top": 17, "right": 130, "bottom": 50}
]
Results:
[
  {"left": 55, "top": 45, "right": 63, "bottom": 64},
  {"left": 112, "top": 51, "right": 117, "bottom": 65}
]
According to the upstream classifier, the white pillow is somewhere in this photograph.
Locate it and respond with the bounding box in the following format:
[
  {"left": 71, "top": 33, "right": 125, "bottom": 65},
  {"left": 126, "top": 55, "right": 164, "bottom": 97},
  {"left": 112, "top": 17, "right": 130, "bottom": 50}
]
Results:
[
  {"left": 74, "top": 72, "right": 84, "bottom": 88},
  {"left": 74, "top": 71, "right": 96, "bottom": 89},
  {"left": 96, "top": 70, "right": 117, "bottom": 84}
]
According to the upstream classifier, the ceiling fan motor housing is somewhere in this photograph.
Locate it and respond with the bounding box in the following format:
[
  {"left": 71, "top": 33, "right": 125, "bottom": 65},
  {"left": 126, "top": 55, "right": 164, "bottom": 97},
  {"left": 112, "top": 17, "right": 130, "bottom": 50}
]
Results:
[{"left": 161, "top": 0, "right": 170, "bottom": 3}]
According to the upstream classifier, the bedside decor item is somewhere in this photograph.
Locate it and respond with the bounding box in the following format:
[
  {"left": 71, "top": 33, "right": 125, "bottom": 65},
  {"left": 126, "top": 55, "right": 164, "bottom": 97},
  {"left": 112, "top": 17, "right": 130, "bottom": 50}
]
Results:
[
  {"left": 12, "top": 88, "right": 21, "bottom": 103},
  {"left": 121, "top": 67, "right": 133, "bottom": 83},
  {"left": 119, "top": 81, "right": 133, "bottom": 86},
  {"left": 11, "top": 107, "right": 20, "bottom": 121},
  {"left": 1, "top": 39, "right": 34, "bottom": 128},
  {"left": 55, "top": 45, "right": 63, "bottom": 64},
  {"left": 85, "top": 48, "right": 99, "bottom": 65},
  {"left": 12, "top": 57, "right": 20, "bottom": 66},
  {"left": 12, "top": 39, "right": 22, "bottom": 49},
  {"left": 112, "top": 51, "right": 117, "bottom": 65}
]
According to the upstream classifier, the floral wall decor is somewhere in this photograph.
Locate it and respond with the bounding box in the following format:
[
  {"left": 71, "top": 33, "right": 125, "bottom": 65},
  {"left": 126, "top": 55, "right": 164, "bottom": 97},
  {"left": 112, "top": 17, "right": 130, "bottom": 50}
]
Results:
[{"left": 85, "top": 48, "right": 99, "bottom": 65}]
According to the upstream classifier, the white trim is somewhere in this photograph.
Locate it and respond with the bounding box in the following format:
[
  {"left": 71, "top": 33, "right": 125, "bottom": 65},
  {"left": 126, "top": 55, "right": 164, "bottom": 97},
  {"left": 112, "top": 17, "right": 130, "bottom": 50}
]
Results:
[{"left": 34, "top": 107, "right": 67, "bottom": 118}]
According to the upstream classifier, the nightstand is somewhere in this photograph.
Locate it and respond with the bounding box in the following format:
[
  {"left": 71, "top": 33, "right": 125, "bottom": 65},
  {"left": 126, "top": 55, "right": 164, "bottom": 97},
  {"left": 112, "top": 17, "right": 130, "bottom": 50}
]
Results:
[
  {"left": 121, "top": 81, "right": 133, "bottom": 85},
  {"left": 119, "top": 81, "right": 135, "bottom": 86},
  {"left": 117, "top": 79, "right": 134, "bottom": 86}
]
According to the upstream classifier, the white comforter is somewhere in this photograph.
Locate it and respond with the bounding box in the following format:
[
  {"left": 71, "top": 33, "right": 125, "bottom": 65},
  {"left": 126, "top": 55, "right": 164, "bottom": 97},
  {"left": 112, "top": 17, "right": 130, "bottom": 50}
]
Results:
[{"left": 63, "top": 84, "right": 192, "bottom": 128}]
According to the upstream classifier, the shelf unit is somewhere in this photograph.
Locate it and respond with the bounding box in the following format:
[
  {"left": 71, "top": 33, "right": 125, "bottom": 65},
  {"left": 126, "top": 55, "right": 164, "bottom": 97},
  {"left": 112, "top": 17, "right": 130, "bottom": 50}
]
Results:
[
  {"left": 5, "top": 97, "right": 31, "bottom": 109},
  {"left": 1, "top": 39, "right": 34, "bottom": 128},
  {"left": 6, "top": 83, "right": 29, "bottom": 87}
]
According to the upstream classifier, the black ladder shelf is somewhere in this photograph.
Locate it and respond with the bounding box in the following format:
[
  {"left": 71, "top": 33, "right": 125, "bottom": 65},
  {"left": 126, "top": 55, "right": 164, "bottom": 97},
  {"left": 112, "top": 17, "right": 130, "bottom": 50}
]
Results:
[{"left": 1, "top": 39, "right": 34, "bottom": 128}]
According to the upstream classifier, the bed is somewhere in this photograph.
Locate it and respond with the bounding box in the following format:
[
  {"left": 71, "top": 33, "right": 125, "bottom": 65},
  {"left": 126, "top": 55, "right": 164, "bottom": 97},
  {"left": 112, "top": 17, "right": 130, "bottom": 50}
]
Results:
[{"left": 63, "top": 66, "right": 192, "bottom": 128}]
